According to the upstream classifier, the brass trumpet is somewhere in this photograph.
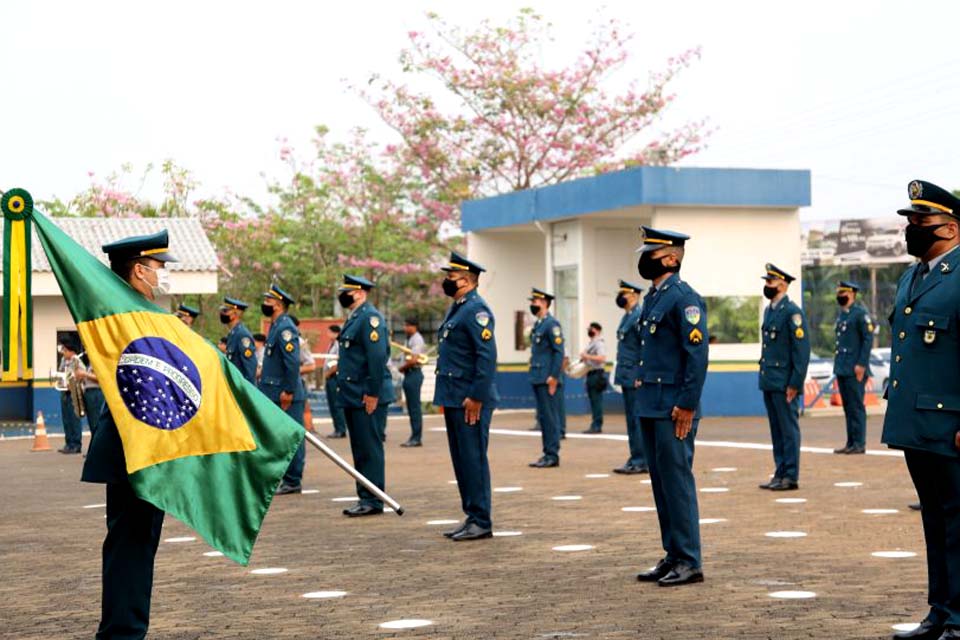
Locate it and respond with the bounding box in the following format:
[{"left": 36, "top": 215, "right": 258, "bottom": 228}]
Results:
[{"left": 390, "top": 341, "right": 429, "bottom": 365}]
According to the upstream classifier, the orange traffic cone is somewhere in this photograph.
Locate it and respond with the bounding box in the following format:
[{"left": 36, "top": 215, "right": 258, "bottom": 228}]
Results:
[
  {"left": 31, "top": 411, "right": 52, "bottom": 452},
  {"left": 303, "top": 401, "right": 315, "bottom": 433},
  {"left": 803, "top": 379, "right": 827, "bottom": 409},
  {"left": 864, "top": 378, "right": 880, "bottom": 406},
  {"left": 830, "top": 379, "right": 843, "bottom": 406}
]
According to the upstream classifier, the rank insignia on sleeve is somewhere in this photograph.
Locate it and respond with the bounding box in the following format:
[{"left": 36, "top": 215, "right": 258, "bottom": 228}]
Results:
[
  {"left": 244, "top": 349, "right": 253, "bottom": 357},
  {"left": 689, "top": 328, "right": 703, "bottom": 344},
  {"left": 285, "top": 342, "right": 294, "bottom": 352},
  {"left": 554, "top": 337, "right": 563, "bottom": 344},
  {"left": 370, "top": 330, "right": 380, "bottom": 342},
  {"left": 791, "top": 314, "right": 803, "bottom": 327},
  {"left": 281, "top": 329, "right": 293, "bottom": 341},
  {"left": 794, "top": 327, "right": 805, "bottom": 339},
  {"left": 481, "top": 328, "right": 492, "bottom": 341},
  {"left": 476, "top": 312, "right": 490, "bottom": 327},
  {"left": 370, "top": 316, "right": 380, "bottom": 328}
]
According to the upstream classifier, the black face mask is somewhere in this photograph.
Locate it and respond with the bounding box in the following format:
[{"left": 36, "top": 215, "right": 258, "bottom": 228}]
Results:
[
  {"left": 338, "top": 291, "right": 355, "bottom": 309},
  {"left": 637, "top": 253, "right": 675, "bottom": 281},
  {"left": 529, "top": 304, "right": 541, "bottom": 316},
  {"left": 587, "top": 330, "right": 597, "bottom": 338},
  {"left": 219, "top": 313, "right": 231, "bottom": 324},
  {"left": 762, "top": 285, "right": 779, "bottom": 300},
  {"left": 442, "top": 278, "right": 461, "bottom": 298},
  {"left": 261, "top": 303, "right": 274, "bottom": 317},
  {"left": 906, "top": 222, "right": 947, "bottom": 257},
  {"left": 836, "top": 295, "right": 850, "bottom": 306},
  {"left": 615, "top": 293, "right": 628, "bottom": 308}
]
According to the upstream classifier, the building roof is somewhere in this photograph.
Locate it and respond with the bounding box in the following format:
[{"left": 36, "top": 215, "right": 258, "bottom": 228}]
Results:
[
  {"left": 0, "top": 217, "right": 218, "bottom": 273},
  {"left": 461, "top": 166, "right": 812, "bottom": 232}
]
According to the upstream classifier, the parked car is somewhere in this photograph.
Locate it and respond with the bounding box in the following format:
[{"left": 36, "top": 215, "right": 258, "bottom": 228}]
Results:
[
  {"left": 869, "top": 348, "right": 890, "bottom": 392},
  {"left": 807, "top": 353, "right": 834, "bottom": 384},
  {"left": 866, "top": 229, "right": 906, "bottom": 256}
]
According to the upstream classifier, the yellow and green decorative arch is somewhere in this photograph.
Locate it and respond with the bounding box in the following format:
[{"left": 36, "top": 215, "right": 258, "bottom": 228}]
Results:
[{"left": 2, "top": 188, "right": 33, "bottom": 381}]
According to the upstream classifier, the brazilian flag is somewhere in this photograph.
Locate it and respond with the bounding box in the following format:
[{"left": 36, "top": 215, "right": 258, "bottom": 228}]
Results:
[{"left": 29, "top": 202, "right": 303, "bottom": 565}]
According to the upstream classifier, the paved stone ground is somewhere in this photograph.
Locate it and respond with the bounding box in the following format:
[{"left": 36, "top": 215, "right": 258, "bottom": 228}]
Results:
[{"left": 0, "top": 410, "right": 930, "bottom": 639}]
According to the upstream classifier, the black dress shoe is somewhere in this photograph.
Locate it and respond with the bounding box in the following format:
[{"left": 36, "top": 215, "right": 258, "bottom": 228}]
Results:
[
  {"left": 613, "top": 464, "right": 648, "bottom": 475},
  {"left": 848, "top": 446, "right": 866, "bottom": 454},
  {"left": 891, "top": 618, "right": 942, "bottom": 639},
  {"left": 325, "top": 432, "right": 346, "bottom": 439},
  {"left": 909, "top": 503, "right": 922, "bottom": 511},
  {"left": 937, "top": 627, "right": 960, "bottom": 639},
  {"left": 342, "top": 504, "right": 383, "bottom": 517},
  {"left": 451, "top": 523, "right": 492, "bottom": 541},
  {"left": 58, "top": 446, "right": 81, "bottom": 454},
  {"left": 636, "top": 559, "right": 673, "bottom": 582},
  {"left": 758, "top": 477, "right": 782, "bottom": 489},
  {"left": 529, "top": 458, "right": 559, "bottom": 468},
  {"left": 770, "top": 478, "right": 799, "bottom": 491},
  {"left": 582, "top": 428, "right": 602, "bottom": 434},
  {"left": 275, "top": 484, "right": 302, "bottom": 495},
  {"left": 658, "top": 563, "right": 704, "bottom": 587},
  {"left": 834, "top": 445, "right": 852, "bottom": 454},
  {"left": 443, "top": 520, "right": 469, "bottom": 538},
  {"left": 400, "top": 440, "right": 422, "bottom": 448}
]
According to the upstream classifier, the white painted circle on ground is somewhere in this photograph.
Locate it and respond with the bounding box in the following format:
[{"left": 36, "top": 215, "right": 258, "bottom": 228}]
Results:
[
  {"left": 872, "top": 551, "right": 917, "bottom": 558},
  {"left": 552, "top": 495, "right": 582, "bottom": 501},
  {"left": 553, "top": 544, "right": 594, "bottom": 552},
  {"left": 493, "top": 531, "right": 523, "bottom": 537},
  {"left": 82, "top": 503, "right": 106, "bottom": 509},
  {"left": 862, "top": 509, "right": 899, "bottom": 515},
  {"left": 769, "top": 590, "right": 816, "bottom": 599},
  {"left": 426, "top": 520, "right": 460, "bottom": 526},
  {"left": 775, "top": 498, "right": 807, "bottom": 504},
  {"left": 621, "top": 506, "right": 656, "bottom": 512},
  {"left": 834, "top": 482, "right": 863, "bottom": 487},
  {"left": 765, "top": 531, "right": 807, "bottom": 538},
  {"left": 384, "top": 507, "right": 395, "bottom": 513},
  {"left": 203, "top": 551, "right": 224, "bottom": 557},
  {"left": 700, "top": 488, "right": 730, "bottom": 493},
  {"left": 712, "top": 467, "right": 738, "bottom": 472},
  {"left": 303, "top": 591, "right": 348, "bottom": 599},
  {"left": 494, "top": 486, "right": 523, "bottom": 493},
  {"left": 641, "top": 479, "right": 652, "bottom": 484},
  {"left": 891, "top": 623, "right": 921, "bottom": 632},
  {"left": 301, "top": 489, "right": 320, "bottom": 495},
  {"left": 585, "top": 473, "right": 610, "bottom": 478},
  {"left": 164, "top": 536, "right": 196, "bottom": 543},
  {"left": 331, "top": 497, "right": 355, "bottom": 502},
  {"left": 250, "top": 567, "right": 289, "bottom": 575},
  {"left": 447, "top": 480, "right": 458, "bottom": 484},
  {"left": 700, "top": 518, "right": 728, "bottom": 524},
  {"left": 379, "top": 619, "right": 434, "bottom": 630}
]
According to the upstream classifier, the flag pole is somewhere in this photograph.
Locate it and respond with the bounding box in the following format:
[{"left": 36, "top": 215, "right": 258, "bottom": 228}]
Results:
[{"left": 303, "top": 431, "right": 404, "bottom": 515}]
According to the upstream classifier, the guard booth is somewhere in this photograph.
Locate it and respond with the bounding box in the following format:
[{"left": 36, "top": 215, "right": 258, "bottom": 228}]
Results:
[{"left": 461, "top": 166, "right": 811, "bottom": 417}]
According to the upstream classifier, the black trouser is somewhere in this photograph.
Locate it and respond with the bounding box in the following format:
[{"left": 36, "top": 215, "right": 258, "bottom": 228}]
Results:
[
  {"left": 585, "top": 369, "right": 606, "bottom": 430},
  {"left": 403, "top": 368, "right": 424, "bottom": 441},
  {"left": 98, "top": 482, "right": 165, "bottom": 640},
  {"left": 905, "top": 449, "right": 960, "bottom": 628},
  {"left": 61, "top": 392, "right": 83, "bottom": 450}
]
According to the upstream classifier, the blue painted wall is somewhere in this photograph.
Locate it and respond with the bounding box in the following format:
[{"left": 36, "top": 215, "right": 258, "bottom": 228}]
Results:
[{"left": 462, "top": 166, "right": 812, "bottom": 232}]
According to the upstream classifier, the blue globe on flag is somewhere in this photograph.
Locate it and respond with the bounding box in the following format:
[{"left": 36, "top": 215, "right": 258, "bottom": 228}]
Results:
[{"left": 116, "top": 336, "right": 202, "bottom": 430}]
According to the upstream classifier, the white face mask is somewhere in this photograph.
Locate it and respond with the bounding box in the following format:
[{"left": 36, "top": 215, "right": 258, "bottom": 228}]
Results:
[{"left": 139, "top": 264, "right": 171, "bottom": 298}]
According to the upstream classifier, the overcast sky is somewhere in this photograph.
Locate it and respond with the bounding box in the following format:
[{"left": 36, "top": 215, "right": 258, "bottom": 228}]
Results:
[{"left": 2, "top": 0, "right": 959, "bottom": 222}]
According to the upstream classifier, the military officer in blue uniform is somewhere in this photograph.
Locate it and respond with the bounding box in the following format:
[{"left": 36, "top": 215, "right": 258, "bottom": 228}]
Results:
[
  {"left": 613, "top": 279, "right": 649, "bottom": 474},
  {"left": 632, "top": 226, "right": 709, "bottom": 587},
  {"left": 527, "top": 288, "right": 565, "bottom": 468},
  {"left": 259, "top": 284, "right": 306, "bottom": 495},
  {"left": 336, "top": 274, "right": 395, "bottom": 516},
  {"left": 832, "top": 281, "right": 873, "bottom": 455},
  {"left": 82, "top": 230, "right": 176, "bottom": 639},
  {"left": 221, "top": 296, "right": 258, "bottom": 385},
  {"left": 884, "top": 180, "right": 960, "bottom": 640},
  {"left": 434, "top": 252, "right": 498, "bottom": 540},
  {"left": 757, "top": 263, "right": 810, "bottom": 491},
  {"left": 175, "top": 303, "right": 199, "bottom": 327}
]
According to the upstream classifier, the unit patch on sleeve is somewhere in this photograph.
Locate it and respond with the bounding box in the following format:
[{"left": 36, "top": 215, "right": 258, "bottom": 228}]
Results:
[{"left": 684, "top": 305, "right": 701, "bottom": 325}]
